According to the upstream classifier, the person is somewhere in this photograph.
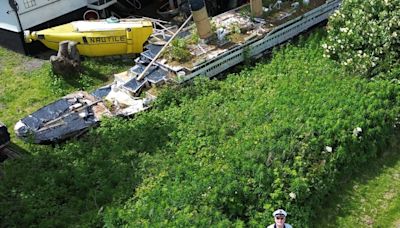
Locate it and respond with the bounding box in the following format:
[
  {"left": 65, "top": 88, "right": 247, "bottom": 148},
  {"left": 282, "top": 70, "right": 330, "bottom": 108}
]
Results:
[{"left": 267, "top": 209, "right": 293, "bottom": 228}]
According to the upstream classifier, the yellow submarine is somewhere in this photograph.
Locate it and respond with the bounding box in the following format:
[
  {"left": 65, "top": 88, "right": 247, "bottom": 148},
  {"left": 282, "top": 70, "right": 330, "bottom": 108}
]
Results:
[{"left": 24, "top": 17, "right": 153, "bottom": 57}]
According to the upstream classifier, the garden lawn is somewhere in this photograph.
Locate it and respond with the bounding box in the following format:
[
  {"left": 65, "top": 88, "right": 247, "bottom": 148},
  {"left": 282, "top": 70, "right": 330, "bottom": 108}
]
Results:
[{"left": 319, "top": 135, "right": 400, "bottom": 227}]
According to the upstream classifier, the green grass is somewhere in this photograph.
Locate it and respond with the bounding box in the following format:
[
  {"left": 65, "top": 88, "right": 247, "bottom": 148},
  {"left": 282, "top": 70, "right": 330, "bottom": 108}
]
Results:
[
  {"left": 0, "top": 47, "right": 134, "bottom": 149},
  {"left": 318, "top": 135, "right": 400, "bottom": 227}
]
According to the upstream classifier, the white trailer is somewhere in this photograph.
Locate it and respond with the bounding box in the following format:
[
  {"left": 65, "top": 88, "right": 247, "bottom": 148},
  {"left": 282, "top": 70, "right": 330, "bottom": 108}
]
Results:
[{"left": 0, "top": 0, "right": 117, "bottom": 53}]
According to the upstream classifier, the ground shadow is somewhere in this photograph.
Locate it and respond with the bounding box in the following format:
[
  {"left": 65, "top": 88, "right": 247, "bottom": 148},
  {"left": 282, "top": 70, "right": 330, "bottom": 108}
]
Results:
[
  {"left": 31, "top": 50, "right": 57, "bottom": 60},
  {"left": 0, "top": 142, "right": 28, "bottom": 162},
  {"left": 54, "top": 57, "right": 133, "bottom": 89},
  {"left": 0, "top": 112, "right": 175, "bottom": 227}
]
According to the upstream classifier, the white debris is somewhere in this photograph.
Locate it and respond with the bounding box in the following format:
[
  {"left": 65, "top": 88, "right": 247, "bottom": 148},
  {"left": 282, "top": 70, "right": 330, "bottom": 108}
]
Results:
[
  {"left": 325, "top": 146, "right": 333, "bottom": 153},
  {"left": 289, "top": 192, "right": 296, "bottom": 199},
  {"left": 78, "top": 112, "right": 88, "bottom": 118},
  {"left": 105, "top": 85, "right": 148, "bottom": 116},
  {"left": 106, "top": 86, "right": 140, "bottom": 107},
  {"left": 216, "top": 27, "right": 228, "bottom": 41},
  {"left": 14, "top": 121, "right": 28, "bottom": 135},
  {"left": 69, "top": 103, "right": 83, "bottom": 110},
  {"left": 353, "top": 127, "right": 362, "bottom": 137}
]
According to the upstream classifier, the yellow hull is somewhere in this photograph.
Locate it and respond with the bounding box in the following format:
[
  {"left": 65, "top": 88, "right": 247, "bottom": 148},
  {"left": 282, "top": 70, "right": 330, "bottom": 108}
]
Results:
[{"left": 25, "top": 18, "right": 153, "bottom": 57}]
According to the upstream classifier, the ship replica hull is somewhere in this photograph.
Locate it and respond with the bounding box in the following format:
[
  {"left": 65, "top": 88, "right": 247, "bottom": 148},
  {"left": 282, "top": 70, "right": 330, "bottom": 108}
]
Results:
[
  {"left": 14, "top": 92, "right": 110, "bottom": 143},
  {"left": 14, "top": 91, "right": 151, "bottom": 143},
  {"left": 24, "top": 18, "right": 153, "bottom": 57},
  {"left": 117, "top": 0, "right": 341, "bottom": 95},
  {"left": 15, "top": 0, "right": 341, "bottom": 143}
]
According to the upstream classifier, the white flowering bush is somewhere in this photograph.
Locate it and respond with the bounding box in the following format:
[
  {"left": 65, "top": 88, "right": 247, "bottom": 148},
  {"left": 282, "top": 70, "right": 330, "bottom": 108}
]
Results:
[{"left": 324, "top": 0, "right": 400, "bottom": 78}]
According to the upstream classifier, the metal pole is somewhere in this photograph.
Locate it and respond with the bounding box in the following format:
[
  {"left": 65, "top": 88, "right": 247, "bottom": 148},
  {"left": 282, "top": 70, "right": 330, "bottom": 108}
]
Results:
[
  {"left": 137, "top": 14, "right": 193, "bottom": 81},
  {"left": 7, "top": 0, "right": 23, "bottom": 33},
  {"left": 7, "top": 0, "right": 27, "bottom": 53},
  {"left": 169, "top": 0, "right": 175, "bottom": 9}
]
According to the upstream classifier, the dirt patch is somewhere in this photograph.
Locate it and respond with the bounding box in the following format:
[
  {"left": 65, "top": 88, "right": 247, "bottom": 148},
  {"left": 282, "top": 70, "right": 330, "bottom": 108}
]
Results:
[
  {"left": 394, "top": 219, "right": 400, "bottom": 228},
  {"left": 13, "top": 58, "right": 45, "bottom": 73},
  {"left": 359, "top": 215, "right": 374, "bottom": 227},
  {"left": 383, "top": 190, "right": 396, "bottom": 200}
]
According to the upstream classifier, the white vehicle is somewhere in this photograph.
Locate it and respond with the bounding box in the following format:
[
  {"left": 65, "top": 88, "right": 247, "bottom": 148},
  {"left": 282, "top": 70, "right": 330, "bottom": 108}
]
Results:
[{"left": 0, "top": 0, "right": 117, "bottom": 53}]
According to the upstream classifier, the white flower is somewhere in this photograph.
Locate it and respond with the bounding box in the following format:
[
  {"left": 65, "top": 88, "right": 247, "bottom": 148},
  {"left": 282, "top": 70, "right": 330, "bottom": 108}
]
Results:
[
  {"left": 353, "top": 127, "right": 362, "bottom": 137},
  {"left": 325, "top": 146, "right": 333, "bottom": 153},
  {"left": 348, "top": 29, "right": 353, "bottom": 35},
  {"left": 339, "top": 27, "right": 349, "bottom": 33},
  {"left": 289, "top": 192, "right": 296, "bottom": 199}
]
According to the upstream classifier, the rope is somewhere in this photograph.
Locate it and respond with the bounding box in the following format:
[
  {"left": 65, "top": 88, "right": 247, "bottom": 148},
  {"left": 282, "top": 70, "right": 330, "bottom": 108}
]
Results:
[{"left": 126, "top": 0, "right": 142, "bottom": 9}]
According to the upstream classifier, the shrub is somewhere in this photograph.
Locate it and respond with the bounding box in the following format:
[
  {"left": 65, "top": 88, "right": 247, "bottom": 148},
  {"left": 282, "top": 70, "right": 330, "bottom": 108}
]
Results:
[
  {"left": 324, "top": 0, "right": 400, "bottom": 78},
  {"left": 166, "top": 38, "right": 192, "bottom": 63}
]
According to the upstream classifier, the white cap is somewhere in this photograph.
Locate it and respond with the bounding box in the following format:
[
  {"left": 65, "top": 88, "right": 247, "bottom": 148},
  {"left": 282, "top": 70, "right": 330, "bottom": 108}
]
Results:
[{"left": 273, "top": 209, "right": 287, "bottom": 217}]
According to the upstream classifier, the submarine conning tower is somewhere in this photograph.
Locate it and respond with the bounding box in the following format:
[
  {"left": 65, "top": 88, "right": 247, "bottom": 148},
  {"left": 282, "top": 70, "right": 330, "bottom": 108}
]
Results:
[
  {"left": 251, "top": 0, "right": 263, "bottom": 17},
  {"left": 189, "top": 0, "right": 213, "bottom": 39}
]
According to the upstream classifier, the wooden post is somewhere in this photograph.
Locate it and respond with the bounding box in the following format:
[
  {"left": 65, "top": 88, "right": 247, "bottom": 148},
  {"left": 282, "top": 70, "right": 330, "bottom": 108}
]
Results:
[
  {"left": 50, "top": 41, "right": 81, "bottom": 76},
  {"left": 251, "top": 0, "right": 263, "bottom": 17}
]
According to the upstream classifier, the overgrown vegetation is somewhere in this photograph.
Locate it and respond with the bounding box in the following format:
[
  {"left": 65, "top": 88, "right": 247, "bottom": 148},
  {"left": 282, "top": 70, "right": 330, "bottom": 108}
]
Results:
[
  {"left": 103, "top": 33, "right": 400, "bottom": 227},
  {"left": 324, "top": 0, "right": 400, "bottom": 78},
  {"left": 165, "top": 38, "right": 192, "bottom": 63},
  {"left": 2, "top": 32, "right": 400, "bottom": 227}
]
